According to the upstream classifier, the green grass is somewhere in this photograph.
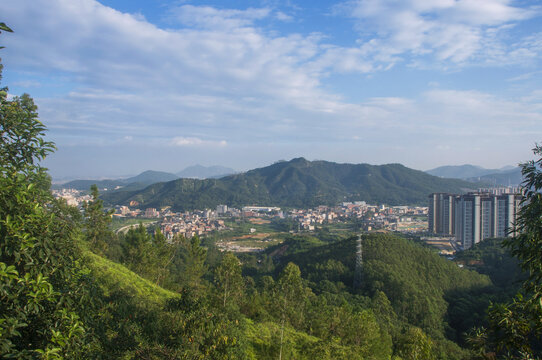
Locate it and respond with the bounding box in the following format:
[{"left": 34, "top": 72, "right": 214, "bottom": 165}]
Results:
[
  {"left": 245, "top": 320, "right": 320, "bottom": 360},
  {"left": 84, "top": 250, "right": 179, "bottom": 306}
]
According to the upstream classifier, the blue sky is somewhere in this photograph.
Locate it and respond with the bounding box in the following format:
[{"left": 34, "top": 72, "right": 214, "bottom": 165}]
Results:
[{"left": 1, "top": 0, "right": 541, "bottom": 179}]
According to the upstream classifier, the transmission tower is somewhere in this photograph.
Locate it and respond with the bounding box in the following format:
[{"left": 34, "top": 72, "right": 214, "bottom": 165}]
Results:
[{"left": 354, "top": 234, "right": 363, "bottom": 289}]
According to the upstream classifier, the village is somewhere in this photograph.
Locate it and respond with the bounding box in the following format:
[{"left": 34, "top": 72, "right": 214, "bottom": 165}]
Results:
[{"left": 52, "top": 189, "right": 428, "bottom": 241}]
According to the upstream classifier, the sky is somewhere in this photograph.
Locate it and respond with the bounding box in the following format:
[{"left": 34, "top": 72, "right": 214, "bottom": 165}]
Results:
[{"left": 1, "top": 0, "right": 541, "bottom": 179}]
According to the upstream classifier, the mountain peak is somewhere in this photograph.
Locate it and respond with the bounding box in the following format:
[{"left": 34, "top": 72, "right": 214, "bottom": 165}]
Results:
[{"left": 289, "top": 157, "right": 310, "bottom": 165}]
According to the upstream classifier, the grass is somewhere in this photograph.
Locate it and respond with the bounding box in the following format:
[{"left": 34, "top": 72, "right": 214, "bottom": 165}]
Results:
[
  {"left": 244, "top": 320, "right": 320, "bottom": 360},
  {"left": 83, "top": 250, "right": 179, "bottom": 306}
]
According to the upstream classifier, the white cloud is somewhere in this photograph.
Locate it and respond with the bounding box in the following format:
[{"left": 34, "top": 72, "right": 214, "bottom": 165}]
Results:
[
  {"left": 170, "top": 137, "right": 227, "bottom": 147},
  {"left": 275, "top": 11, "right": 294, "bottom": 22},
  {"left": 332, "top": 0, "right": 540, "bottom": 67},
  {"left": 171, "top": 5, "right": 271, "bottom": 30},
  {"left": 1, "top": 0, "right": 540, "bottom": 176}
]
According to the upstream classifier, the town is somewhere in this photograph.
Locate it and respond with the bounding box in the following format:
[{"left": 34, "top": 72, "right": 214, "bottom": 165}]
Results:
[{"left": 52, "top": 188, "right": 428, "bottom": 240}]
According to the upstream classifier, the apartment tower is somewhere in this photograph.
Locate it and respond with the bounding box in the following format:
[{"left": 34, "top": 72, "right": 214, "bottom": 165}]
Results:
[{"left": 429, "top": 192, "right": 521, "bottom": 249}]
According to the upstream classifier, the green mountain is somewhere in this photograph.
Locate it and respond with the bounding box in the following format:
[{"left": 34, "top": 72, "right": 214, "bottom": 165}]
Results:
[
  {"left": 466, "top": 167, "right": 523, "bottom": 186},
  {"left": 426, "top": 164, "right": 522, "bottom": 186},
  {"left": 124, "top": 170, "right": 179, "bottom": 184},
  {"left": 53, "top": 170, "right": 179, "bottom": 191},
  {"left": 52, "top": 178, "right": 124, "bottom": 191},
  {"left": 426, "top": 164, "right": 497, "bottom": 178},
  {"left": 103, "top": 158, "right": 476, "bottom": 210},
  {"left": 267, "top": 233, "right": 493, "bottom": 345},
  {"left": 177, "top": 164, "right": 236, "bottom": 179}
]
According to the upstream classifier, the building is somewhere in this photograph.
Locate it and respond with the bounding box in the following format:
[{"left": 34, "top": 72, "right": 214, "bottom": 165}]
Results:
[
  {"left": 429, "top": 192, "right": 521, "bottom": 250},
  {"left": 428, "top": 193, "right": 457, "bottom": 235},
  {"left": 144, "top": 208, "right": 159, "bottom": 218},
  {"left": 216, "top": 204, "right": 228, "bottom": 214}
]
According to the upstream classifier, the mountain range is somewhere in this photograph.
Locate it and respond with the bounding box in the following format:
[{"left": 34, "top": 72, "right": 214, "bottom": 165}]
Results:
[
  {"left": 53, "top": 165, "right": 236, "bottom": 191},
  {"left": 176, "top": 164, "right": 236, "bottom": 179},
  {"left": 425, "top": 164, "right": 523, "bottom": 186},
  {"left": 102, "top": 158, "right": 477, "bottom": 210}
]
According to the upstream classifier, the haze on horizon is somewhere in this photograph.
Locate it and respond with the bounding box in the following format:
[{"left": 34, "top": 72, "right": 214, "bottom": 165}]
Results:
[{"left": 1, "top": 0, "right": 541, "bottom": 179}]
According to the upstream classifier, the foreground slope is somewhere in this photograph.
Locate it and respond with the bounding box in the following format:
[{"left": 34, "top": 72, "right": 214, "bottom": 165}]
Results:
[
  {"left": 84, "top": 250, "right": 180, "bottom": 305},
  {"left": 103, "top": 158, "right": 476, "bottom": 210}
]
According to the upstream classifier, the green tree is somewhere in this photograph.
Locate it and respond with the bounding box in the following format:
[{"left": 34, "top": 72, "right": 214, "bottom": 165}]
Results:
[
  {"left": 120, "top": 223, "right": 153, "bottom": 276},
  {"left": 395, "top": 327, "right": 436, "bottom": 360},
  {"left": 0, "top": 29, "right": 94, "bottom": 357},
  {"left": 152, "top": 227, "right": 176, "bottom": 286},
  {"left": 179, "top": 235, "right": 208, "bottom": 293},
  {"left": 504, "top": 144, "right": 542, "bottom": 299},
  {"left": 215, "top": 252, "right": 244, "bottom": 309},
  {"left": 468, "top": 144, "right": 542, "bottom": 358},
  {"left": 82, "top": 184, "right": 114, "bottom": 254},
  {"left": 275, "top": 262, "right": 309, "bottom": 360}
]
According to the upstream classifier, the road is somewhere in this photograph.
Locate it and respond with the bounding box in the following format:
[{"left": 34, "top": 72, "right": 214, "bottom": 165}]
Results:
[{"left": 115, "top": 220, "right": 159, "bottom": 235}]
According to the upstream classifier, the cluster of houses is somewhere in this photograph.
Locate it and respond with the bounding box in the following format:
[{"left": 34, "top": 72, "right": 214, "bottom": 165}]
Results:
[
  {"left": 52, "top": 187, "right": 429, "bottom": 238},
  {"left": 51, "top": 189, "right": 92, "bottom": 206},
  {"left": 112, "top": 201, "right": 428, "bottom": 236},
  {"left": 289, "top": 202, "right": 428, "bottom": 232}
]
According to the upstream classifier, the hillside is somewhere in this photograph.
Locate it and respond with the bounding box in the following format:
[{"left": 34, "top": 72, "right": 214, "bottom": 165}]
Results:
[
  {"left": 427, "top": 164, "right": 522, "bottom": 186},
  {"left": 466, "top": 167, "right": 523, "bottom": 186},
  {"left": 53, "top": 170, "right": 179, "bottom": 191},
  {"left": 177, "top": 164, "right": 236, "bottom": 179},
  {"left": 103, "top": 158, "right": 477, "bottom": 210},
  {"left": 426, "top": 164, "right": 498, "bottom": 178},
  {"left": 271, "top": 234, "right": 491, "bottom": 338},
  {"left": 124, "top": 170, "right": 179, "bottom": 184}
]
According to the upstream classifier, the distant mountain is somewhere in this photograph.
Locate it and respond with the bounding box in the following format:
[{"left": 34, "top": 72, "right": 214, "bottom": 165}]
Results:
[
  {"left": 466, "top": 167, "right": 523, "bottom": 187},
  {"left": 123, "top": 170, "right": 179, "bottom": 184},
  {"left": 54, "top": 170, "right": 179, "bottom": 191},
  {"left": 103, "top": 158, "right": 477, "bottom": 210},
  {"left": 427, "top": 164, "right": 498, "bottom": 179},
  {"left": 426, "top": 164, "right": 522, "bottom": 186},
  {"left": 177, "top": 164, "right": 236, "bottom": 179},
  {"left": 53, "top": 179, "right": 126, "bottom": 191}
]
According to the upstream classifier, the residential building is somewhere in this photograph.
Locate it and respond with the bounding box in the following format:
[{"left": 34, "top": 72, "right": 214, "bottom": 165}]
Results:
[
  {"left": 430, "top": 191, "right": 521, "bottom": 249},
  {"left": 428, "top": 193, "right": 457, "bottom": 235}
]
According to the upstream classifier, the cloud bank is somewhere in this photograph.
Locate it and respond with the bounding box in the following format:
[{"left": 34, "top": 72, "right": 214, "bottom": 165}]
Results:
[{"left": 0, "top": 0, "right": 540, "bottom": 177}]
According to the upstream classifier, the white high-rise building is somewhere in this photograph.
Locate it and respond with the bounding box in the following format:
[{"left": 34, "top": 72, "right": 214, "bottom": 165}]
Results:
[
  {"left": 455, "top": 193, "right": 520, "bottom": 249},
  {"left": 430, "top": 192, "right": 521, "bottom": 249}
]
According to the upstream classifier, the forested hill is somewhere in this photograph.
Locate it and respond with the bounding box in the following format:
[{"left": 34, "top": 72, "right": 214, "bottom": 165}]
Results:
[
  {"left": 266, "top": 234, "right": 492, "bottom": 342},
  {"left": 53, "top": 170, "right": 180, "bottom": 191},
  {"left": 102, "top": 158, "right": 476, "bottom": 210}
]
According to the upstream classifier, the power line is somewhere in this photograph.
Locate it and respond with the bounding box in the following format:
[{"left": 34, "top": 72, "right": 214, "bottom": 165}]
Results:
[{"left": 354, "top": 234, "right": 363, "bottom": 289}]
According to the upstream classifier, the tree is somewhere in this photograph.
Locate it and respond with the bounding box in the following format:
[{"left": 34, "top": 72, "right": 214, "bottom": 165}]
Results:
[
  {"left": 395, "top": 327, "right": 436, "bottom": 360},
  {"left": 0, "top": 26, "right": 94, "bottom": 357},
  {"left": 275, "top": 262, "right": 309, "bottom": 360},
  {"left": 468, "top": 144, "right": 542, "bottom": 358},
  {"left": 177, "top": 235, "right": 208, "bottom": 293},
  {"left": 120, "top": 223, "right": 153, "bottom": 276},
  {"left": 504, "top": 144, "right": 542, "bottom": 300},
  {"left": 152, "top": 227, "right": 176, "bottom": 286},
  {"left": 82, "top": 184, "right": 114, "bottom": 254},
  {"left": 214, "top": 252, "right": 244, "bottom": 309}
]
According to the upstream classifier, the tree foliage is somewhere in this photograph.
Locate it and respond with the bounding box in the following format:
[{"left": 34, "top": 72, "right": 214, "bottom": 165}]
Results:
[
  {"left": 0, "top": 48, "right": 94, "bottom": 357},
  {"left": 82, "top": 184, "right": 114, "bottom": 254},
  {"left": 504, "top": 144, "right": 542, "bottom": 299},
  {"left": 468, "top": 144, "right": 542, "bottom": 358}
]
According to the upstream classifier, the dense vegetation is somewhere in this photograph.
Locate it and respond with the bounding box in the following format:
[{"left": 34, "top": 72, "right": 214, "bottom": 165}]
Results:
[{"left": 103, "top": 157, "right": 476, "bottom": 210}]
